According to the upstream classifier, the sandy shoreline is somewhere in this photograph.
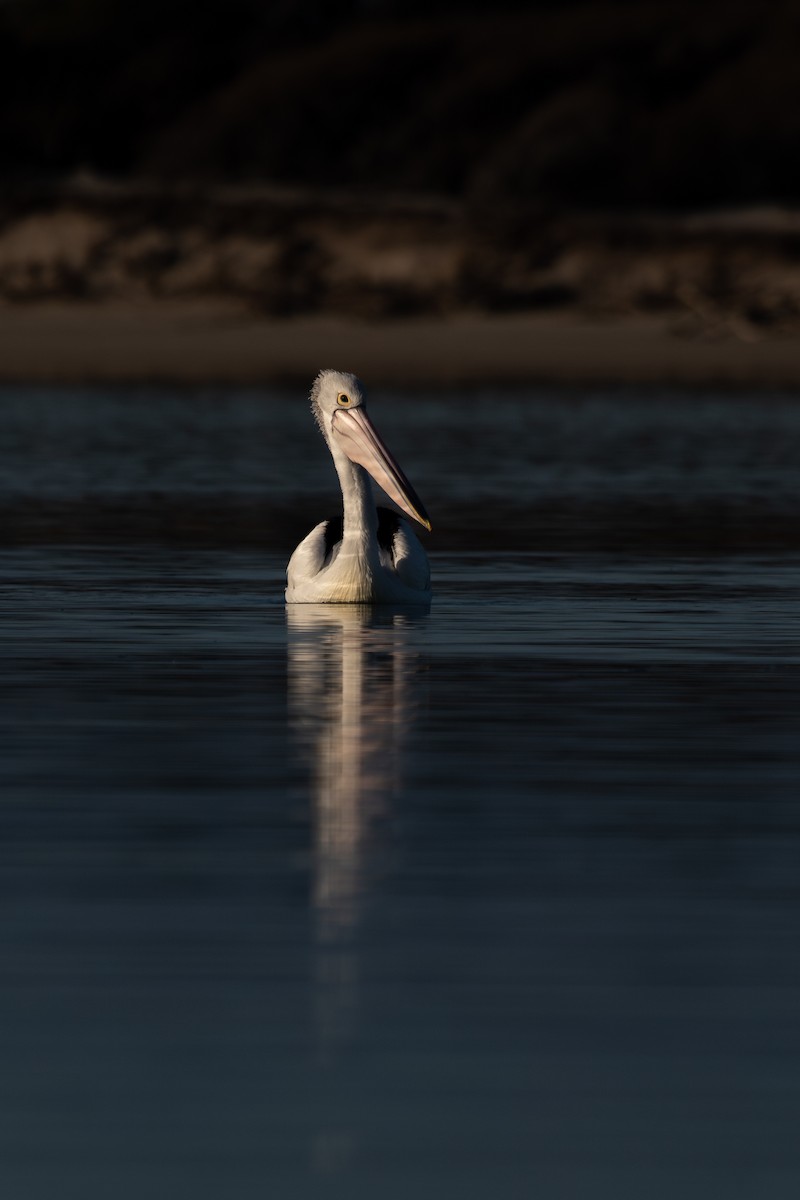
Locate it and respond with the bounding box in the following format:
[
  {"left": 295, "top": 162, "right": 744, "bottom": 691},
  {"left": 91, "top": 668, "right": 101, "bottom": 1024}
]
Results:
[
  {"left": 3, "top": 183, "right": 800, "bottom": 389},
  {"left": 1, "top": 301, "right": 800, "bottom": 389}
]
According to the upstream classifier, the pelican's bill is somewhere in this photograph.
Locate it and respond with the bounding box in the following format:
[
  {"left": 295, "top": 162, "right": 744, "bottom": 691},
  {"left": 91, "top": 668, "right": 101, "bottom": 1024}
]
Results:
[{"left": 332, "top": 406, "right": 431, "bottom": 531}]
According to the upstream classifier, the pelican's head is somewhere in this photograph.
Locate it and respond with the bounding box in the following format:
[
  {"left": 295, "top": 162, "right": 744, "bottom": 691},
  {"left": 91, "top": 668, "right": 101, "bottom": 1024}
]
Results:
[{"left": 310, "top": 369, "right": 431, "bottom": 531}]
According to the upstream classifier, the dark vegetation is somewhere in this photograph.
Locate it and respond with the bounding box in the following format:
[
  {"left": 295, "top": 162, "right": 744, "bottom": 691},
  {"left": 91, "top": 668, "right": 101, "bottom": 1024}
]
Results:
[
  {"left": 2, "top": 0, "right": 799, "bottom": 211},
  {"left": 2, "top": 0, "right": 800, "bottom": 326}
]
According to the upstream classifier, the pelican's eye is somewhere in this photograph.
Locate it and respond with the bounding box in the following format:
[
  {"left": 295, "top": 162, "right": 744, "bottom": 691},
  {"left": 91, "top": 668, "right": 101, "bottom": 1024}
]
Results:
[{"left": 337, "top": 393, "right": 351, "bottom": 406}]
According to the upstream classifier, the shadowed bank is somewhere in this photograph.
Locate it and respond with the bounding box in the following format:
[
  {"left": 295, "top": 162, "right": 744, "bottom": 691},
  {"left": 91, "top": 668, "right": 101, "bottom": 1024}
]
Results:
[{"left": 2, "top": 1, "right": 800, "bottom": 382}]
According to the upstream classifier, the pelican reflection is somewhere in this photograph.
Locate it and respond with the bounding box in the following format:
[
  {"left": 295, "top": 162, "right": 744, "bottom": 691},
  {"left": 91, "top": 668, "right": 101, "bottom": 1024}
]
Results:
[
  {"left": 288, "top": 603, "right": 428, "bottom": 1173},
  {"left": 288, "top": 604, "right": 426, "bottom": 935}
]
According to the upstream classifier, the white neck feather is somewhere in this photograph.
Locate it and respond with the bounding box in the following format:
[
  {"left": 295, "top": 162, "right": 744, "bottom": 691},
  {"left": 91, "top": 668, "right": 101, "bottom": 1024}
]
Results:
[{"left": 328, "top": 434, "right": 377, "bottom": 542}]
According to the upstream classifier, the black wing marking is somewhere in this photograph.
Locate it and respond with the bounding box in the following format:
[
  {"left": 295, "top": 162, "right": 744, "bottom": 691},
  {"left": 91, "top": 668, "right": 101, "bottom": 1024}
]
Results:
[
  {"left": 321, "top": 508, "right": 402, "bottom": 567},
  {"left": 322, "top": 515, "right": 344, "bottom": 564},
  {"left": 377, "top": 507, "right": 402, "bottom": 561}
]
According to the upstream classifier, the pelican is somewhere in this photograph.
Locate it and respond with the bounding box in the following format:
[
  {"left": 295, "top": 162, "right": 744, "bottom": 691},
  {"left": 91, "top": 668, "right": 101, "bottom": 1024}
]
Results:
[{"left": 286, "top": 370, "right": 432, "bottom": 604}]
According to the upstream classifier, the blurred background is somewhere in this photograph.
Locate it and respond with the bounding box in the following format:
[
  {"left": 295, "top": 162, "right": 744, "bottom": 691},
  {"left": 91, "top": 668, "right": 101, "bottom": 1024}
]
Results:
[
  {"left": 2, "top": 7, "right": 800, "bottom": 1199},
  {"left": 2, "top": 0, "right": 800, "bottom": 381}
]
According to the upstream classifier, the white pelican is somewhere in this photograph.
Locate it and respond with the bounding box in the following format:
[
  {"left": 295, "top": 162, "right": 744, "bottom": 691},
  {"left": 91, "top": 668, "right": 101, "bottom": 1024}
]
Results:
[{"left": 286, "top": 370, "right": 432, "bottom": 604}]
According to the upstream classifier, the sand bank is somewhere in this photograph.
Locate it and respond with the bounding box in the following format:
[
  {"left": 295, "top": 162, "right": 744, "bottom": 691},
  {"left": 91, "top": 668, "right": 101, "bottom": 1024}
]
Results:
[{"left": 1, "top": 301, "right": 799, "bottom": 389}]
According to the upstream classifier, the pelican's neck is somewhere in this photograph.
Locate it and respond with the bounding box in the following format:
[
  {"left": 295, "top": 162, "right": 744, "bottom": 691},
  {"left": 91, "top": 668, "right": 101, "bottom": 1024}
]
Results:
[{"left": 330, "top": 441, "right": 377, "bottom": 541}]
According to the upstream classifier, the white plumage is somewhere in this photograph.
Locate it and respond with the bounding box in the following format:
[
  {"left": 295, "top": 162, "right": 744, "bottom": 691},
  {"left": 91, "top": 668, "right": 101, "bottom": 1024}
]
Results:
[{"left": 286, "top": 370, "right": 432, "bottom": 604}]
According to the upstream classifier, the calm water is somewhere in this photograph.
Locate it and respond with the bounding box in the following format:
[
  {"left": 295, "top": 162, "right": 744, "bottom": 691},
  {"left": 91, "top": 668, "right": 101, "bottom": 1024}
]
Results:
[{"left": 1, "top": 385, "right": 799, "bottom": 1198}]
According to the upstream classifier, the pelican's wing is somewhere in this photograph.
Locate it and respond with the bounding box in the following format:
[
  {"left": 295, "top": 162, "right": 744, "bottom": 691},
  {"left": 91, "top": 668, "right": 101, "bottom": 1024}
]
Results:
[
  {"left": 377, "top": 508, "right": 431, "bottom": 593},
  {"left": 286, "top": 518, "right": 342, "bottom": 591}
]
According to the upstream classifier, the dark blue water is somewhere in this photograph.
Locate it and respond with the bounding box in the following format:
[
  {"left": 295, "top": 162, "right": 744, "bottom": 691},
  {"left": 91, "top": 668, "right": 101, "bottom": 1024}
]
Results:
[{"left": 0, "top": 386, "right": 799, "bottom": 1198}]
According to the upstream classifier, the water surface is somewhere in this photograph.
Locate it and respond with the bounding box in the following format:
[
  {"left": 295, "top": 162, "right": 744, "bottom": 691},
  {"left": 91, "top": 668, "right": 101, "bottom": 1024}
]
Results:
[{"left": 0, "top": 386, "right": 798, "bottom": 1198}]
